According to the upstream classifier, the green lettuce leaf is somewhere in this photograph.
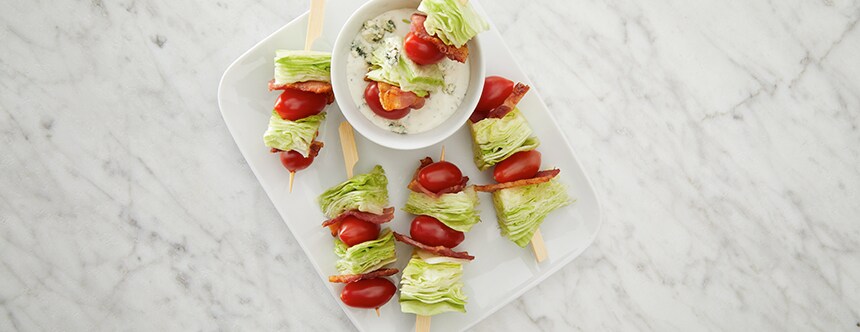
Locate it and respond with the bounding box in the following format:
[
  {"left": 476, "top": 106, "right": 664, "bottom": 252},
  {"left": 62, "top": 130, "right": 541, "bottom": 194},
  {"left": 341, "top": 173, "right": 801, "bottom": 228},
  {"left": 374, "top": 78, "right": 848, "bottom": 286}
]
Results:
[
  {"left": 399, "top": 253, "right": 466, "bottom": 316},
  {"left": 365, "top": 37, "right": 444, "bottom": 97},
  {"left": 263, "top": 111, "right": 325, "bottom": 157},
  {"left": 418, "top": 0, "right": 489, "bottom": 48},
  {"left": 469, "top": 109, "right": 540, "bottom": 170},
  {"left": 318, "top": 165, "right": 389, "bottom": 218},
  {"left": 403, "top": 186, "right": 480, "bottom": 232},
  {"left": 493, "top": 180, "right": 573, "bottom": 247},
  {"left": 273, "top": 50, "right": 332, "bottom": 85},
  {"left": 334, "top": 229, "right": 397, "bottom": 275}
]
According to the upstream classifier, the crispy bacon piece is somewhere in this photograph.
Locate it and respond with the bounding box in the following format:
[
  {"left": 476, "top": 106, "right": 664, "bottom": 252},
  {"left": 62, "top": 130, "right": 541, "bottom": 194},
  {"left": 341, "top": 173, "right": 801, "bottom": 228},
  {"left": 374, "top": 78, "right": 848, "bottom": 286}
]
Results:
[
  {"left": 321, "top": 207, "right": 395, "bottom": 236},
  {"left": 268, "top": 80, "right": 335, "bottom": 104},
  {"left": 328, "top": 268, "right": 399, "bottom": 283},
  {"left": 410, "top": 14, "right": 469, "bottom": 63},
  {"left": 377, "top": 82, "right": 425, "bottom": 111},
  {"left": 407, "top": 157, "right": 469, "bottom": 197},
  {"left": 487, "top": 83, "right": 530, "bottom": 119},
  {"left": 269, "top": 140, "right": 325, "bottom": 156},
  {"left": 393, "top": 232, "right": 475, "bottom": 260},
  {"left": 475, "top": 169, "right": 560, "bottom": 192}
]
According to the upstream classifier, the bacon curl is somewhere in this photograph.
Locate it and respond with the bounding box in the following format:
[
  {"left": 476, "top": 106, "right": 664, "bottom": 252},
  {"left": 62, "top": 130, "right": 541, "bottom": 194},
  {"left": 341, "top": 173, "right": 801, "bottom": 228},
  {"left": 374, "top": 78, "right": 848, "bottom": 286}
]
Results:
[
  {"left": 407, "top": 157, "right": 469, "bottom": 197},
  {"left": 321, "top": 207, "right": 395, "bottom": 236},
  {"left": 377, "top": 82, "right": 425, "bottom": 111},
  {"left": 268, "top": 80, "right": 335, "bottom": 104},
  {"left": 487, "top": 83, "right": 530, "bottom": 119},
  {"left": 328, "top": 268, "right": 399, "bottom": 283},
  {"left": 475, "top": 169, "right": 560, "bottom": 192},
  {"left": 393, "top": 232, "right": 475, "bottom": 260}
]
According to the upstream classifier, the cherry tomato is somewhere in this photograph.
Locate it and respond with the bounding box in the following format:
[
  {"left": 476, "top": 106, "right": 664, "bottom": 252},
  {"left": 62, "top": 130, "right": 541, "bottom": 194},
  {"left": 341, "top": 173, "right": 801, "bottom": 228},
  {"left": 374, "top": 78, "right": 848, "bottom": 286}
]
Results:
[
  {"left": 274, "top": 88, "right": 328, "bottom": 121},
  {"left": 279, "top": 150, "right": 316, "bottom": 172},
  {"left": 410, "top": 215, "right": 465, "bottom": 248},
  {"left": 340, "top": 278, "right": 397, "bottom": 309},
  {"left": 337, "top": 216, "right": 381, "bottom": 247},
  {"left": 403, "top": 32, "right": 445, "bottom": 65},
  {"left": 475, "top": 76, "right": 514, "bottom": 112},
  {"left": 364, "top": 83, "right": 410, "bottom": 120},
  {"left": 493, "top": 150, "right": 541, "bottom": 183},
  {"left": 417, "top": 161, "right": 463, "bottom": 193}
]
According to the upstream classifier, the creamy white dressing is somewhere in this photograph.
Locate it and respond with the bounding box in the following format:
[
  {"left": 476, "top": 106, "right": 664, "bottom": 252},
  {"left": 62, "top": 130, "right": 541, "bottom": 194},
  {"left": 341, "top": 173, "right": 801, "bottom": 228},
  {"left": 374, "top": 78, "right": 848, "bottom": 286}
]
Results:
[{"left": 347, "top": 8, "right": 470, "bottom": 135}]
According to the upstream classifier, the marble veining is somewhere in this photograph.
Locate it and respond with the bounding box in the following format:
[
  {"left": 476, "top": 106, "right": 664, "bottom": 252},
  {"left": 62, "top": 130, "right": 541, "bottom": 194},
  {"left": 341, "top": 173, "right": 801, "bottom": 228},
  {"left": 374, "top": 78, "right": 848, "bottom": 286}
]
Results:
[{"left": 1, "top": 0, "right": 858, "bottom": 331}]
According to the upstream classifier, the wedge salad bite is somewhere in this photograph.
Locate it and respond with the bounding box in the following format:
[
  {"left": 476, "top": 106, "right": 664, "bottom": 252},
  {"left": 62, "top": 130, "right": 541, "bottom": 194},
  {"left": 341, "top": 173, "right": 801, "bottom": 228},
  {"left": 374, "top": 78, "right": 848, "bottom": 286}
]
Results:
[
  {"left": 469, "top": 76, "right": 574, "bottom": 251},
  {"left": 346, "top": 0, "right": 488, "bottom": 134},
  {"left": 395, "top": 156, "right": 478, "bottom": 320},
  {"left": 264, "top": 50, "right": 335, "bottom": 190},
  {"left": 318, "top": 165, "right": 399, "bottom": 311}
]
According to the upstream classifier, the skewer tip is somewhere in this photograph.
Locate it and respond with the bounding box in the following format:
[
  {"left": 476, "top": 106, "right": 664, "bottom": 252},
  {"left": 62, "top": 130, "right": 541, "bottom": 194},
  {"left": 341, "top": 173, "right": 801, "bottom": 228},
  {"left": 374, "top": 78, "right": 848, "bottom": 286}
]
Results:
[
  {"left": 439, "top": 146, "right": 445, "bottom": 162},
  {"left": 289, "top": 171, "right": 295, "bottom": 193},
  {"left": 375, "top": 308, "right": 380, "bottom": 317}
]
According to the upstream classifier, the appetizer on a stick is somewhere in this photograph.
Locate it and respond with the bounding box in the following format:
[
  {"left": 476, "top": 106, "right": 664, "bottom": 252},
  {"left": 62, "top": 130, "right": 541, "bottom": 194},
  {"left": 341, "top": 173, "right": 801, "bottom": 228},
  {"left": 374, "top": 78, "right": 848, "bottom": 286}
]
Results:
[
  {"left": 397, "top": 156, "right": 478, "bottom": 319},
  {"left": 318, "top": 165, "right": 399, "bottom": 311},
  {"left": 469, "top": 76, "right": 573, "bottom": 251},
  {"left": 264, "top": 50, "right": 334, "bottom": 190}
]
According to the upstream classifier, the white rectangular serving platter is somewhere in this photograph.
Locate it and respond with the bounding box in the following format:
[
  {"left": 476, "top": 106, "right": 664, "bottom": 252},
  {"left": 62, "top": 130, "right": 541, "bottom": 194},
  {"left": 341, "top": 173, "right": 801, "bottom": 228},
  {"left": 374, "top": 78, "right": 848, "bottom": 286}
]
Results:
[{"left": 217, "top": 1, "right": 602, "bottom": 331}]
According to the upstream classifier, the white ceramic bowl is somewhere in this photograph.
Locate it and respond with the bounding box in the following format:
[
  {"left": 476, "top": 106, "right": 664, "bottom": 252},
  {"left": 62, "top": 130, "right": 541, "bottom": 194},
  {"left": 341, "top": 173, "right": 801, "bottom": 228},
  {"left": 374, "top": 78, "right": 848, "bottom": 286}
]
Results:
[{"left": 331, "top": 0, "right": 485, "bottom": 150}]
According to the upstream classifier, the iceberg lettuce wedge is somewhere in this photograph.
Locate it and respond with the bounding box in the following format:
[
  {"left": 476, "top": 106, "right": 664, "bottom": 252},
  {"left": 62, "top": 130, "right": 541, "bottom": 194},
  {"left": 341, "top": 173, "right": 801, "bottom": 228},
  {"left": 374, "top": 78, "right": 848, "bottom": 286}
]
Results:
[
  {"left": 318, "top": 165, "right": 389, "bottom": 218},
  {"left": 334, "top": 229, "right": 397, "bottom": 275},
  {"left": 263, "top": 111, "right": 325, "bottom": 157},
  {"left": 399, "top": 253, "right": 467, "bottom": 316},
  {"left": 365, "top": 37, "right": 444, "bottom": 97},
  {"left": 469, "top": 109, "right": 540, "bottom": 170},
  {"left": 403, "top": 186, "right": 480, "bottom": 233},
  {"left": 273, "top": 50, "right": 332, "bottom": 85},
  {"left": 418, "top": 0, "right": 489, "bottom": 48},
  {"left": 493, "top": 180, "right": 573, "bottom": 247}
]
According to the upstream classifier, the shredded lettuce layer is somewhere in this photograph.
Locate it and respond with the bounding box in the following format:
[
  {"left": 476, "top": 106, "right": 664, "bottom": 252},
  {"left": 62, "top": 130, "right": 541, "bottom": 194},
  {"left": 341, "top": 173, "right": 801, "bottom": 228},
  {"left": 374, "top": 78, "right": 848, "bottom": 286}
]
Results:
[
  {"left": 493, "top": 180, "right": 573, "bottom": 247},
  {"left": 399, "top": 253, "right": 466, "bottom": 316},
  {"left": 334, "top": 229, "right": 397, "bottom": 275},
  {"left": 263, "top": 111, "right": 325, "bottom": 157},
  {"left": 403, "top": 187, "right": 480, "bottom": 233},
  {"left": 469, "top": 109, "right": 540, "bottom": 171},
  {"left": 273, "top": 50, "right": 332, "bottom": 85},
  {"left": 365, "top": 37, "right": 444, "bottom": 97},
  {"left": 418, "top": 0, "right": 489, "bottom": 48},
  {"left": 318, "top": 165, "right": 389, "bottom": 218}
]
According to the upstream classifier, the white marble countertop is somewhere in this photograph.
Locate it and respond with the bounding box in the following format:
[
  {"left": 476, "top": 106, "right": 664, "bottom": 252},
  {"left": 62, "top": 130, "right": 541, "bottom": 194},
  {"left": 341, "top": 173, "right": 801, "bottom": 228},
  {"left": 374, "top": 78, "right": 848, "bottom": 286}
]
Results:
[{"left": 2, "top": 0, "right": 859, "bottom": 330}]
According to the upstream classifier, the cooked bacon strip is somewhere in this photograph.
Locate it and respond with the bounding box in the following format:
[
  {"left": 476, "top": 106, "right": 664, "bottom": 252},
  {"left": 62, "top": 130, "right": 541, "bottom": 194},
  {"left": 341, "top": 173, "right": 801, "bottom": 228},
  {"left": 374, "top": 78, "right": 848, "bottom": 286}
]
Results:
[
  {"left": 328, "top": 268, "right": 399, "bottom": 283},
  {"left": 410, "top": 14, "right": 469, "bottom": 63},
  {"left": 268, "top": 80, "right": 335, "bottom": 104},
  {"left": 377, "top": 82, "right": 425, "bottom": 111},
  {"left": 476, "top": 169, "right": 560, "bottom": 192},
  {"left": 487, "top": 83, "right": 530, "bottom": 119},
  {"left": 393, "top": 232, "right": 475, "bottom": 260},
  {"left": 321, "top": 207, "right": 395, "bottom": 228},
  {"left": 407, "top": 157, "right": 469, "bottom": 197},
  {"left": 269, "top": 140, "right": 325, "bottom": 156}
]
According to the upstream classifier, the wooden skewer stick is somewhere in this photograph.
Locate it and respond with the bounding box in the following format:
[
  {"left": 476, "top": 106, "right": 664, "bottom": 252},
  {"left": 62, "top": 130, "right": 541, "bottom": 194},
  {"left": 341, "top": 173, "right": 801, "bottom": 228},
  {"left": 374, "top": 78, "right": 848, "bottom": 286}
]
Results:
[
  {"left": 375, "top": 308, "right": 380, "bottom": 317},
  {"left": 289, "top": 171, "right": 295, "bottom": 193},
  {"left": 304, "top": 0, "right": 325, "bottom": 51},
  {"left": 531, "top": 229, "right": 548, "bottom": 262},
  {"left": 339, "top": 122, "right": 359, "bottom": 178},
  {"left": 416, "top": 314, "right": 431, "bottom": 332},
  {"left": 289, "top": 0, "right": 326, "bottom": 192},
  {"left": 439, "top": 146, "right": 445, "bottom": 162}
]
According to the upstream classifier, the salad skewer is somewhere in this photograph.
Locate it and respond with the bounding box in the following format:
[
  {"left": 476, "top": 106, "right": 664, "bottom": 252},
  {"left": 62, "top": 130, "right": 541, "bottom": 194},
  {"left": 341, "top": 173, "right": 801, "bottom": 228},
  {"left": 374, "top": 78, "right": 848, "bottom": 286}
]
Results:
[
  {"left": 468, "top": 76, "right": 573, "bottom": 262},
  {"left": 289, "top": 0, "right": 324, "bottom": 192},
  {"left": 316, "top": 122, "right": 399, "bottom": 314},
  {"left": 264, "top": 0, "right": 333, "bottom": 192},
  {"left": 397, "top": 150, "right": 479, "bottom": 331}
]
